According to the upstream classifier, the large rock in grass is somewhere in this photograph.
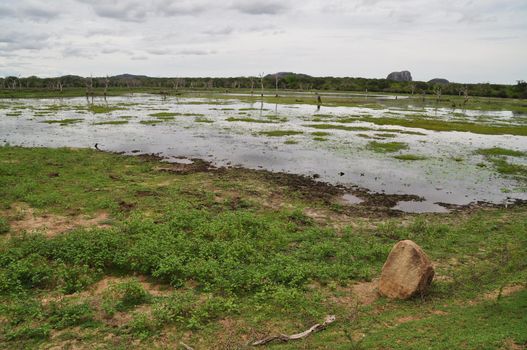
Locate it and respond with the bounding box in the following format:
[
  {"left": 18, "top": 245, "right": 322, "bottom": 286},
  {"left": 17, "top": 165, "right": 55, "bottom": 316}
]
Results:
[
  {"left": 379, "top": 240, "right": 434, "bottom": 299},
  {"left": 386, "top": 71, "right": 412, "bottom": 82}
]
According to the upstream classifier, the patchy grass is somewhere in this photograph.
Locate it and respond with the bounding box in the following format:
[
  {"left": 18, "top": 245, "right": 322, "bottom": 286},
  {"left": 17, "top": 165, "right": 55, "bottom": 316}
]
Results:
[
  {"left": 304, "top": 123, "right": 374, "bottom": 132},
  {"left": 42, "top": 118, "right": 83, "bottom": 125},
  {"left": 358, "top": 116, "right": 527, "bottom": 136},
  {"left": 284, "top": 139, "right": 299, "bottom": 144},
  {"left": 93, "top": 120, "right": 129, "bottom": 125},
  {"left": 259, "top": 130, "right": 304, "bottom": 137},
  {"left": 476, "top": 147, "right": 526, "bottom": 157},
  {"left": 367, "top": 141, "right": 409, "bottom": 153},
  {"left": 194, "top": 117, "right": 213, "bottom": 123},
  {"left": 394, "top": 154, "right": 428, "bottom": 161},
  {"left": 226, "top": 117, "right": 275, "bottom": 124},
  {"left": 0, "top": 146, "right": 526, "bottom": 349},
  {"left": 312, "top": 132, "right": 331, "bottom": 137},
  {"left": 88, "top": 105, "right": 124, "bottom": 114}
]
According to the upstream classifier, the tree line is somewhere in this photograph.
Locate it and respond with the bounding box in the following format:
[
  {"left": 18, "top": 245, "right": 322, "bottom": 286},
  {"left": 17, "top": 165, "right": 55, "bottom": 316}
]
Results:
[{"left": 1, "top": 74, "right": 526, "bottom": 99}]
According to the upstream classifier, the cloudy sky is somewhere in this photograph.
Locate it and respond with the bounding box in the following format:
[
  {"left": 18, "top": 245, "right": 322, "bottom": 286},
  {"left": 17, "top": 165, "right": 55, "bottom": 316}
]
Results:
[{"left": 0, "top": 0, "right": 526, "bottom": 83}]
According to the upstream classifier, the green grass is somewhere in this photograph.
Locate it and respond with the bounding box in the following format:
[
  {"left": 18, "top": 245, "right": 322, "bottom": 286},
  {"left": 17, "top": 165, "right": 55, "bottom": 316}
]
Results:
[
  {"left": 194, "top": 117, "right": 213, "bottom": 123},
  {"left": 93, "top": 120, "right": 129, "bottom": 125},
  {"left": 41, "top": 118, "right": 83, "bottom": 125},
  {"left": 311, "top": 132, "right": 331, "bottom": 137},
  {"left": 0, "top": 146, "right": 526, "bottom": 349},
  {"left": 304, "top": 124, "right": 374, "bottom": 132},
  {"left": 476, "top": 147, "right": 526, "bottom": 157},
  {"left": 258, "top": 130, "right": 304, "bottom": 137},
  {"left": 358, "top": 116, "right": 527, "bottom": 136},
  {"left": 226, "top": 117, "right": 275, "bottom": 124},
  {"left": 88, "top": 105, "right": 124, "bottom": 114},
  {"left": 393, "top": 154, "right": 428, "bottom": 161},
  {"left": 284, "top": 139, "right": 299, "bottom": 144},
  {"left": 367, "top": 141, "right": 409, "bottom": 153}
]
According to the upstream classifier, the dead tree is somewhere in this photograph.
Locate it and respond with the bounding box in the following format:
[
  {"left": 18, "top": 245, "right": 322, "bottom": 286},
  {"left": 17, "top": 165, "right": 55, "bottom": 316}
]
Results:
[
  {"left": 462, "top": 86, "right": 470, "bottom": 106},
  {"left": 85, "top": 76, "right": 94, "bottom": 104},
  {"left": 250, "top": 77, "right": 255, "bottom": 96},
  {"left": 103, "top": 76, "right": 110, "bottom": 103},
  {"left": 275, "top": 74, "right": 279, "bottom": 97},
  {"left": 258, "top": 72, "right": 264, "bottom": 98},
  {"left": 434, "top": 85, "right": 442, "bottom": 103}
]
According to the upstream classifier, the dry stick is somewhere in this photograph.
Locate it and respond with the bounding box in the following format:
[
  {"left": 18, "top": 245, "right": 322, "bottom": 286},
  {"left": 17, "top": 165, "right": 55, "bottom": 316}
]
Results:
[
  {"left": 251, "top": 315, "right": 336, "bottom": 346},
  {"left": 179, "top": 341, "right": 194, "bottom": 350}
]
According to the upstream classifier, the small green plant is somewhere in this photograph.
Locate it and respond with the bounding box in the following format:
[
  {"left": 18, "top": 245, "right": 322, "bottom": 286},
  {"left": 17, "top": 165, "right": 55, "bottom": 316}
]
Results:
[
  {"left": 259, "top": 130, "right": 303, "bottom": 137},
  {"left": 102, "top": 279, "right": 150, "bottom": 317},
  {"left": 367, "top": 141, "right": 409, "bottom": 153},
  {"left": 394, "top": 154, "right": 427, "bottom": 161},
  {"left": 0, "top": 217, "right": 10, "bottom": 234}
]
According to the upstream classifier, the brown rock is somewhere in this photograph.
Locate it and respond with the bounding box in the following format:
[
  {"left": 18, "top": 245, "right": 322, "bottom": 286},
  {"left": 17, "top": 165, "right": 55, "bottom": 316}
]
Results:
[{"left": 379, "top": 240, "right": 434, "bottom": 299}]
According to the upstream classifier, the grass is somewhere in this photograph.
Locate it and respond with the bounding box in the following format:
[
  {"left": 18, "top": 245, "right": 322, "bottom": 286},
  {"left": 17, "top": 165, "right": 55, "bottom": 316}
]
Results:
[
  {"left": 475, "top": 148, "right": 527, "bottom": 179},
  {"left": 88, "top": 105, "right": 124, "bottom": 114},
  {"left": 194, "top": 117, "right": 213, "bottom": 123},
  {"left": 358, "top": 116, "right": 527, "bottom": 136},
  {"left": 93, "top": 120, "right": 129, "bottom": 125},
  {"left": 367, "top": 141, "right": 409, "bottom": 153},
  {"left": 304, "top": 123, "right": 374, "bottom": 132},
  {"left": 258, "top": 130, "right": 303, "bottom": 137},
  {"left": 42, "top": 118, "right": 83, "bottom": 125},
  {"left": 0, "top": 146, "right": 526, "bottom": 348},
  {"left": 226, "top": 117, "right": 275, "bottom": 124},
  {"left": 394, "top": 154, "right": 428, "bottom": 161},
  {"left": 476, "top": 147, "right": 526, "bottom": 157}
]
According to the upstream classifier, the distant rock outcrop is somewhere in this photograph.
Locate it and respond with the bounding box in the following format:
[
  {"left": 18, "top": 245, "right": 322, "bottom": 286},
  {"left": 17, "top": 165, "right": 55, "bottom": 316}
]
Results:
[
  {"left": 379, "top": 240, "right": 435, "bottom": 299},
  {"left": 428, "top": 78, "right": 450, "bottom": 84},
  {"left": 386, "top": 71, "right": 412, "bottom": 82}
]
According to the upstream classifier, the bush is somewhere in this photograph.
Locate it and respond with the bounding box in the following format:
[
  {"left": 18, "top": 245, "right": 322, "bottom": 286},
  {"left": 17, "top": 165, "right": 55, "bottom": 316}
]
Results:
[
  {"left": 47, "top": 301, "right": 93, "bottom": 329},
  {"left": 102, "top": 279, "right": 150, "bottom": 317},
  {"left": 0, "top": 217, "right": 9, "bottom": 234}
]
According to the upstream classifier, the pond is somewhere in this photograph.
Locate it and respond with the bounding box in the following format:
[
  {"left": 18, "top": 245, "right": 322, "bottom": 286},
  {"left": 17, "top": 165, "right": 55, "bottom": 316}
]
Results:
[{"left": 1, "top": 93, "right": 526, "bottom": 212}]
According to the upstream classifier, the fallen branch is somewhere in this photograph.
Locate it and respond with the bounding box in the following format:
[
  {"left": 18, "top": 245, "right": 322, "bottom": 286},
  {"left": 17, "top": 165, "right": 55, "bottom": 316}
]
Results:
[
  {"left": 179, "top": 341, "right": 194, "bottom": 350},
  {"left": 251, "top": 315, "right": 336, "bottom": 346}
]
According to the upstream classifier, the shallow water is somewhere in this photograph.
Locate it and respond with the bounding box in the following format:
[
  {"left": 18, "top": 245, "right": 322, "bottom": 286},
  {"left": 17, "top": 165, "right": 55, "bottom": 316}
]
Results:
[{"left": 1, "top": 94, "right": 526, "bottom": 210}]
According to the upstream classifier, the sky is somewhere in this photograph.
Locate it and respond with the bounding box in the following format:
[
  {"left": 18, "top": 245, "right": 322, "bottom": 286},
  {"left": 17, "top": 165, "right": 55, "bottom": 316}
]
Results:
[{"left": 0, "top": 0, "right": 526, "bottom": 84}]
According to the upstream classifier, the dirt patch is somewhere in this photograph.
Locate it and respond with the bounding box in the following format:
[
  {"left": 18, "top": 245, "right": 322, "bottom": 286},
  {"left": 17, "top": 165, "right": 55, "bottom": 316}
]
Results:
[
  {"left": 331, "top": 280, "right": 379, "bottom": 307},
  {"left": 502, "top": 338, "right": 526, "bottom": 350},
  {"left": 395, "top": 315, "right": 422, "bottom": 324},
  {"left": 154, "top": 158, "right": 214, "bottom": 175},
  {"left": 5, "top": 203, "right": 110, "bottom": 237},
  {"left": 351, "top": 280, "right": 380, "bottom": 305},
  {"left": 483, "top": 284, "right": 525, "bottom": 301}
]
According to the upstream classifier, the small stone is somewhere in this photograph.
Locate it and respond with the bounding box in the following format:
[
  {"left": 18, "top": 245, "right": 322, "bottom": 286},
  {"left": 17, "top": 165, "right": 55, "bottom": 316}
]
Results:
[{"left": 379, "top": 240, "right": 434, "bottom": 299}]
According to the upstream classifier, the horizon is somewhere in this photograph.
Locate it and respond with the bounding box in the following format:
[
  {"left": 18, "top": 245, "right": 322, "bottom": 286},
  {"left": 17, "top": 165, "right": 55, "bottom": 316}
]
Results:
[{"left": 1, "top": 0, "right": 526, "bottom": 84}]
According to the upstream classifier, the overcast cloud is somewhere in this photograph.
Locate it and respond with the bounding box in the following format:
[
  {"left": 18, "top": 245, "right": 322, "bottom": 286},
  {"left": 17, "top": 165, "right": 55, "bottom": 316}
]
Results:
[{"left": 0, "top": 0, "right": 525, "bottom": 83}]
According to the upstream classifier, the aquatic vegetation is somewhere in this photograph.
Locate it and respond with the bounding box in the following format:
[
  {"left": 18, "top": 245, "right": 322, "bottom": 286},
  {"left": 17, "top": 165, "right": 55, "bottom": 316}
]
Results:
[
  {"left": 148, "top": 112, "right": 179, "bottom": 117},
  {"left": 311, "top": 132, "right": 331, "bottom": 137},
  {"left": 5, "top": 112, "right": 22, "bottom": 117},
  {"left": 42, "top": 118, "right": 84, "bottom": 125},
  {"left": 313, "top": 137, "right": 328, "bottom": 142},
  {"left": 195, "top": 117, "right": 213, "bottom": 123},
  {"left": 359, "top": 116, "right": 527, "bottom": 136},
  {"left": 375, "top": 133, "right": 398, "bottom": 138},
  {"left": 304, "top": 123, "right": 374, "bottom": 132},
  {"left": 476, "top": 147, "right": 526, "bottom": 157},
  {"left": 259, "top": 130, "right": 303, "bottom": 137},
  {"left": 394, "top": 154, "right": 427, "bottom": 161},
  {"left": 88, "top": 105, "right": 124, "bottom": 114},
  {"left": 226, "top": 117, "right": 275, "bottom": 124},
  {"left": 93, "top": 120, "right": 129, "bottom": 125},
  {"left": 284, "top": 139, "right": 298, "bottom": 144},
  {"left": 367, "top": 141, "right": 409, "bottom": 153}
]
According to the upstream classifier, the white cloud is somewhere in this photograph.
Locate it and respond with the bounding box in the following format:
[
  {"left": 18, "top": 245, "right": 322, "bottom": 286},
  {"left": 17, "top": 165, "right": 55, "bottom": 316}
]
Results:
[{"left": 0, "top": 0, "right": 525, "bottom": 83}]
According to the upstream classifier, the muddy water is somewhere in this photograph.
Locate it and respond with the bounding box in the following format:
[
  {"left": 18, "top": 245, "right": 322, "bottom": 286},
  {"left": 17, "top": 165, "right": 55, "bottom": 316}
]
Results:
[{"left": 1, "top": 94, "right": 526, "bottom": 212}]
